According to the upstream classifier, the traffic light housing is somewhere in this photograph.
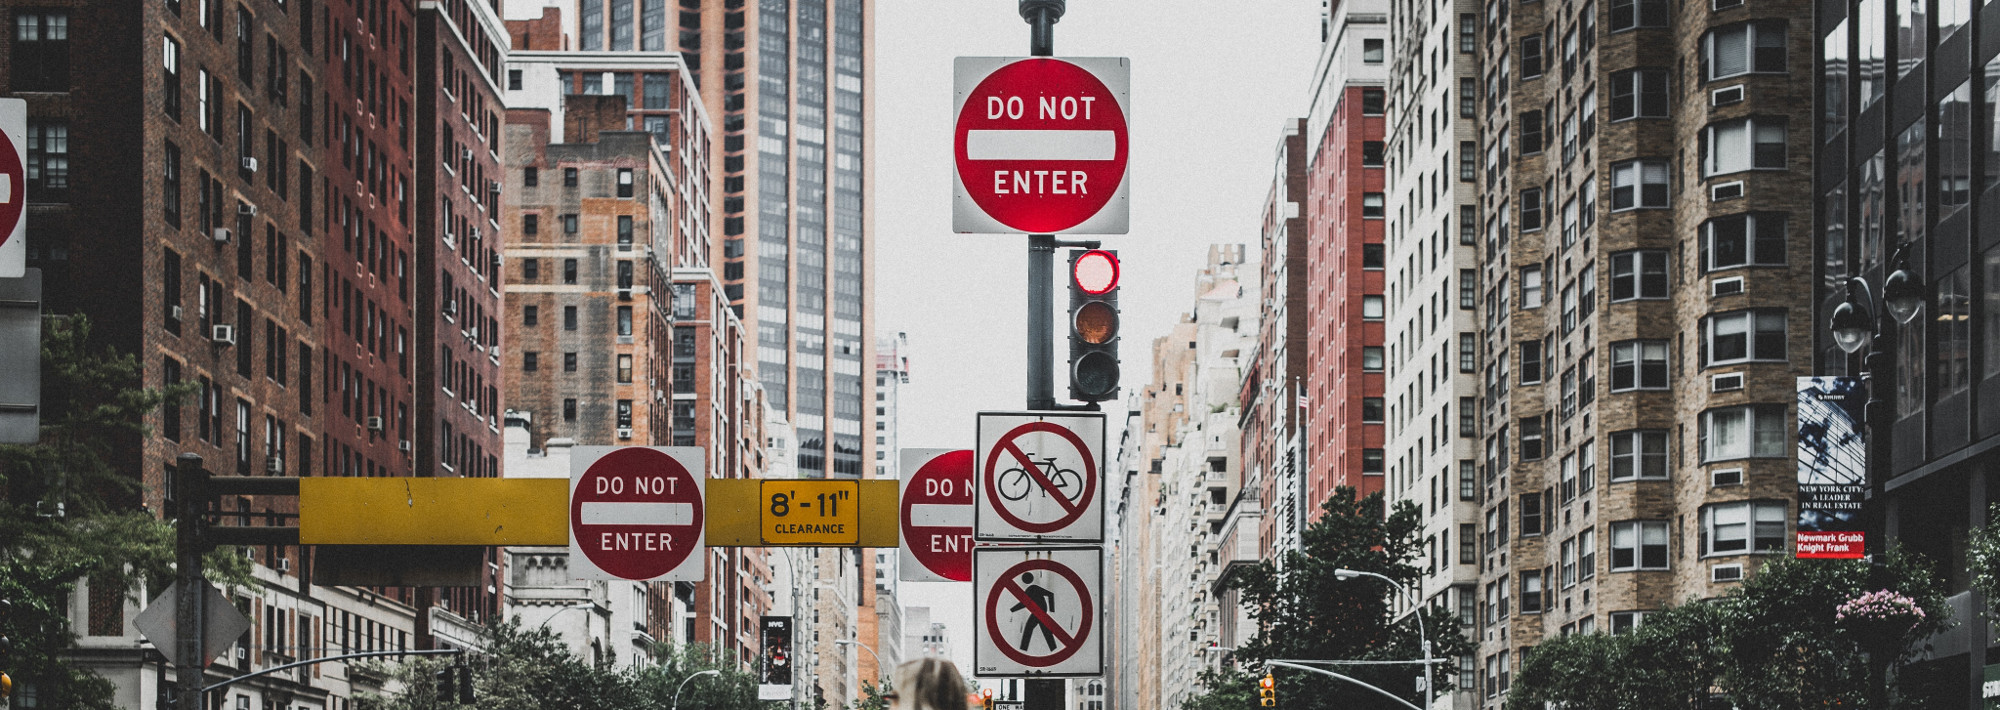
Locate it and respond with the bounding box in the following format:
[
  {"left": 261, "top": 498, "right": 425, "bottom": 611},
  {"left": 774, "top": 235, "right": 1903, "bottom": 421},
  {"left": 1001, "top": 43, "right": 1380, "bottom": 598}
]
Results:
[
  {"left": 458, "top": 666, "right": 475, "bottom": 704},
  {"left": 1259, "top": 674, "right": 1276, "bottom": 707},
  {"left": 981, "top": 687, "right": 995, "bottom": 710},
  {"left": 435, "top": 665, "right": 473, "bottom": 703},
  {"left": 1067, "top": 249, "right": 1120, "bottom": 402}
]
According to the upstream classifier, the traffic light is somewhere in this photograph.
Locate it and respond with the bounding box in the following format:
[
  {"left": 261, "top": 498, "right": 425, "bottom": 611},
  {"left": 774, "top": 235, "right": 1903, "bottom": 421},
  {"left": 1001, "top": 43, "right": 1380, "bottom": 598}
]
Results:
[
  {"left": 1066, "top": 249, "right": 1120, "bottom": 402},
  {"left": 457, "top": 666, "right": 475, "bottom": 704},
  {"left": 1259, "top": 674, "right": 1276, "bottom": 707},
  {"left": 981, "top": 687, "right": 995, "bottom": 710},
  {"left": 435, "top": 666, "right": 454, "bottom": 700}
]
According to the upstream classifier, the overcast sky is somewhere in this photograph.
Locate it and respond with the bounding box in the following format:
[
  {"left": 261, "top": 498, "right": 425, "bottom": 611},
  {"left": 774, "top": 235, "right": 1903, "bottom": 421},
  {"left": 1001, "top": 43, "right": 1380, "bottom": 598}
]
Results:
[{"left": 875, "top": 1, "right": 1324, "bottom": 683}]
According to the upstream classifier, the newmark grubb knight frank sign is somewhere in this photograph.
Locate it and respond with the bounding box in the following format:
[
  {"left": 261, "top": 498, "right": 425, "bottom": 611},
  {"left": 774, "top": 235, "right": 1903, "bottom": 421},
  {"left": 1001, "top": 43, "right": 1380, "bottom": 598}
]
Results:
[
  {"left": 952, "top": 57, "right": 1129, "bottom": 235},
  {"left": 1796, "top": 377, "right": 1867, "bottom": 559}
]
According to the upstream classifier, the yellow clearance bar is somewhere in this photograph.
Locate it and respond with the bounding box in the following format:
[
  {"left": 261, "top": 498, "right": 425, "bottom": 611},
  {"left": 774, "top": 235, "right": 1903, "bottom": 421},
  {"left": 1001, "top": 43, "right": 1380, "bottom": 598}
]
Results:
[{"left": 299, "top": 477, "right": 900, "bottom": 547}]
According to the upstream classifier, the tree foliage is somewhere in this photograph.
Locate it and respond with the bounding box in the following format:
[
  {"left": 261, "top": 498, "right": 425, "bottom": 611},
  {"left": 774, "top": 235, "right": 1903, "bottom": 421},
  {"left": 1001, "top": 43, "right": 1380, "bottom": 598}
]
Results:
[
  {"left": 1966, "top": 503, "right": 2000, "bottom": 620},
  {"left": 1509, "top": 549, "right": 1950, "bottom": 709},
  {"left": 0, "top": 314, "right": 246, "bottom": 709},
  {"left": 359, "top": 617, "right": 763, "bottom": 710},
  {"left": 1193, "top": 487, "right": 1474, "bottom": 710}
]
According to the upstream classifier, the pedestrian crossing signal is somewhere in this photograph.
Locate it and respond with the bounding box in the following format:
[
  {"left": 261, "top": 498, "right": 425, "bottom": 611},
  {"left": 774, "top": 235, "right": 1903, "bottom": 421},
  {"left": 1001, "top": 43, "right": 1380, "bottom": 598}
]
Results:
[{"left": 1258, "top": 674, "right": 1275, "bottom": 707}]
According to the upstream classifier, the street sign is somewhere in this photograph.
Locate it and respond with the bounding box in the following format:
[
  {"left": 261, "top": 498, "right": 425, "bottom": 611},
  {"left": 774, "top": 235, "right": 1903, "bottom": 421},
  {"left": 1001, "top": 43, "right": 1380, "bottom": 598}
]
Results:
[
  {"left": 761, "top": 479, "right": 859, "bottom": 545},
  {"left": 953, "top": 57, "right": 1130, "bottom": 235},
  {"left": 0, "top": 99, "right": 23, "bottom": 277},
  {"left": 0, "top": 269, "right": 39, "bottom": 444},
  {"left": 568, "top": 446, "right": 705, "bottom": 581},
  {"left": 132, "top": 584, "right": 252, "bottom": 666},
  {"left": 901, "top": 449, "right": 974, "bottom": 582},
  {"left": 972, "top": 546, "right": 1102, "bottom": 677},
  {"left": 975, "top": 412, "right": 1104, "bottom": 542}
]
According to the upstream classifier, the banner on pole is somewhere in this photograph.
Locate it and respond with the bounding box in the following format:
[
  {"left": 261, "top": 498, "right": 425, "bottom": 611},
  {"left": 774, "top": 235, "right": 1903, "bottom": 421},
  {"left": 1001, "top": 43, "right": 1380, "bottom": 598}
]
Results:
[{"left": 1796, "top": 377, "right": 1866, "bottom": 559}]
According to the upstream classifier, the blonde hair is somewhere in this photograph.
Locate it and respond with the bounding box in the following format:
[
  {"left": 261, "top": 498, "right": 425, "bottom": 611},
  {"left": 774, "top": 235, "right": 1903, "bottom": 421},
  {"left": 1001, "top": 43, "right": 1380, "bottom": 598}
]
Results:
[{"left": 891, "top": 657, "right": 970, "bottom": 710}]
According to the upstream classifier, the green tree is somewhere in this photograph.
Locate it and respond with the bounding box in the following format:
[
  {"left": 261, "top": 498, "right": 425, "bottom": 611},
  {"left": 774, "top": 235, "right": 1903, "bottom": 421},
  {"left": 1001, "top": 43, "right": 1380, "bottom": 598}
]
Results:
[
  {"left": 1204, "top": 487, "right": 1474, "bottom": 710},
  {"left": 359, "top": 617, "right": 639, "bottom": 710},
  {"left": 852, "top": 678, "right": 893, "bottom": 710},
  {"left": 1965, "top": 503, "right": 2000, "bottom": 619},
  {"left": 1179, "top": 667, "right": 1256, "bottom": 710},
  {"left": 631, "top": 641, "right": 763, "bottom": 710},
  {"left": 1507, "top": 601, "right": 1728, "bottom": 710},
  {"left": 0, "top": 314, "right": 240, "bottom": 710}
]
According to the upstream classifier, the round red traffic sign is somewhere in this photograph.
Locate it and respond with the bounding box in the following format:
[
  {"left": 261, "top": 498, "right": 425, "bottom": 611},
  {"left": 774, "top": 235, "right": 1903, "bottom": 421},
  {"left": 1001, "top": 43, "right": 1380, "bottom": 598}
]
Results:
[
  {"left": 0, "top": 129, "right": 24, "bottom": 247},
  {"left": 983, "top": 558, "right": 1095, "bottom": 667},
  {"left": 570, "top": 448, "right": 704, "bottom": 580},
  {"left": 901, "top": 450, "right": 974, "bottom": 582},
  {"left": 982, "top": 422, "right": 1098, "bottom": 535},
  {"left": 954, "top": 58, "right": 1128, "bottom": 234}
]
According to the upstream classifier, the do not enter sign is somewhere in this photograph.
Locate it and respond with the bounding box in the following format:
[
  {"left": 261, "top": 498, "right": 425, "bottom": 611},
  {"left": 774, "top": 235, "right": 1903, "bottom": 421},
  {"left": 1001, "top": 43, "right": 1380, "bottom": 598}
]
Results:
[
  {"left": 953, "top": 57, "right": 1130, "bottom": 235},
  {"left": 0, "top": 99, "right": 26, "bottom": 278},
  {"left": 900, "top": 449, "right": 974, "bottom": 582},
  {"left": 569, "top": 446, "right": 706, "bottom": 581}
]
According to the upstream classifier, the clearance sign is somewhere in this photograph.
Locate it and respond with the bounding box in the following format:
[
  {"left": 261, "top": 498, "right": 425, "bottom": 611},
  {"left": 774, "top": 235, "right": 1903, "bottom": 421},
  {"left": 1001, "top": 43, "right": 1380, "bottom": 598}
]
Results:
[{"left": 952, "top": 57, "right": 1129, "bottom": 235}]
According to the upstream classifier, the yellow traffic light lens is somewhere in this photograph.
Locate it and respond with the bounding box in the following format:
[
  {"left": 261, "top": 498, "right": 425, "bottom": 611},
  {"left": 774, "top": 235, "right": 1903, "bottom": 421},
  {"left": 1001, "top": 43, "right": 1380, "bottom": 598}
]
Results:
[{"left": 1073, "top": 302, "right": 1117, "bottom": 344}]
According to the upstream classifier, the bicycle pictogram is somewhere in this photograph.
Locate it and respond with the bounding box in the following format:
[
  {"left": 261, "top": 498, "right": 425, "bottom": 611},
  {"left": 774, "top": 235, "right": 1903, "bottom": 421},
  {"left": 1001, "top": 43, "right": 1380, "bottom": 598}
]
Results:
[{"left": 996, "top": 454, "right": 1083, "bottom": 504}]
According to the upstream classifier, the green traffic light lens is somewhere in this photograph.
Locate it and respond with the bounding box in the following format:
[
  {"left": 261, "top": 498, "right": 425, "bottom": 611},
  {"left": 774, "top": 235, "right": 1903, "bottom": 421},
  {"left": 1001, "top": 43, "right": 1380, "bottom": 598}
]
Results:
[{"left": 1072, "top": 351, "right": 1119, "bottom": 397}]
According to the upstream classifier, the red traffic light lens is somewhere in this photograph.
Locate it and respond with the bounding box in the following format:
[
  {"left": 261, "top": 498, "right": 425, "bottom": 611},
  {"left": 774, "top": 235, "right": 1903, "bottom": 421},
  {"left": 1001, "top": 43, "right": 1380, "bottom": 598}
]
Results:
[
  {"left": 1072, "top": 250, "right": 1119, "bottom": 294},
  {"left": 1260, "top": 676, "right": 1275, "bottom": 689}
]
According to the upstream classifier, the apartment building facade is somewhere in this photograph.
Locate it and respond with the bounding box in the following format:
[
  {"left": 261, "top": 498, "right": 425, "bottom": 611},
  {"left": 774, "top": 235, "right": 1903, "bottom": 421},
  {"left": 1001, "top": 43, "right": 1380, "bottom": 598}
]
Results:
[
  {"left": 1473, "top": 0, "right": 1814, "bottom": 701},
  {"left": 1244, "top": 121, "right": 1310, "bottom": 561}
]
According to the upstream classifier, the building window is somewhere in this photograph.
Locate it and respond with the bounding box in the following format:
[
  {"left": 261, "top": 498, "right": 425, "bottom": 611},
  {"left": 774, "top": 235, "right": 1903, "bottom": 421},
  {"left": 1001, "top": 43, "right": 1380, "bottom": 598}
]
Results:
[
  {"left": 1521, "top": 34, "right": 1545, "bottom": 79},
  {"left": 1609, "top": 340, "right": 1669, "bottom": 391},
  {"left": 563, "top": 398, "right": 577, "bottom": 421},
  {"left": 1519, "top": 417, "right": 1545, "bottom": 460},
  {"left": 1460, "top": 142, "right": 1476, "bottom": 181},
  {"left": 1362, "top": 140, "right": 1384, "bottom": 166},
  {"left": 1363, "top": 346, "right": 1385, "bottom": 371},
  {"left": 1704, "top": 118, "right": 1788, "bottom": 175},
  {"left": 1459, "top": 461, "right": 1476, "bottom": 500},
  {"left": 1362, "top": 193, "right": 1385, "bottom": 218},
  {"left": 1608, "top": 0, "right": 1667, "bottom": 31},
  {"left": 524, "top": 167, "right": 539, "bottom": 187},
  {"left": 1362, "top": 448, "right": 1385, "bottom": 474},
  {"left": 24, "top": 121, "right": 68, "bottom": 191},
  {"left": 12, "top": 11, "right": 70, "bottom": 91},
  {"left": 1521, "top": 265, "right": 1544, "bottom": 308},
  {"left": 617, "top": 354, "right": 633, "bottom": 383},
  {"left": 1362, "top": 38, "right": 1385, "bottom": 63},
  {"left": 563, "top": 167, "right": 579, "bottom": 187},
  {"left": 1521, "top": 493, "right": 1545, "bottom": 536},
  {"left": 1362, "top": 243, "right": 1385, "bottom": 269},
  {"left": 1608, "top": 250, "right": 1668, "bottom": 301},
  {"left": 563, "top": 306, "right": 578, "bottom": 331},
  {"left": 1520, "top": 187, "right": 1544, "bottom": 230},
  {"left": 1938, "top": 266, "right": 1972, "bottom": 396},
  {"left": 1702, "top": 213, "right": 1786, "bottom": 271},
  {"left": 617, "top": 168, "right": 635, "bottom": 197},
  {"left": 523, "top": 214, "right": 539, "bottom": 235},
  {"left": 563, "top": 214, "right": 579, "bottom": 233},
  {"left": 1361, "top": 88, "right": 1385, "bottom": 115},
  {"left": 1460, "top": 77, "right": 1476, "bottom": 117},
  {"left": 1363, "top": 397, "right": 1384, "bottom": 423},
  {"left": 1362, "top": 295, "right": 1384, "bottom": 320},
  {"left": 1703, "top": 20, "right": 1787, "bottom": 79},
  {"left": 163, "top": 34, "right": 182, "bottom": 120},
  {"left": 1520, "top": 570, "right": 1544, "bottom": 613},
  {"left": 1520, "top": 111, "right": 1544, "bottom": 155},
  {"left": 163, "top": 140, "right": 182, "bottom": 227},
  {"left": 1700, "top": 404, "right": 1787, "bottom": 461},
  {"left": 1459, "top": 333, "right": 1476, "bottom": 372},
  {"left": 1609, "top": 521, "right": 1669, "bottom": 570},
  {"left": 1610, "top": 160, "right": 1670, "bottom": 210},
  {"left": 1610, "top": 611, "right": 1650, "bottom": 634},
  {"left": 523, "top": 352, "right": 539, "bottom": 371},
  {"left": 1609, "top": 430, "right": 1668, "bottom": 481},
  {"left": 523, "top": 259, "right": 541, "bottom": 282},
  {"left": 564, "top": 352, "right": 578, "bottom": 372},
  {"left": 563, "top": 258, "right": 579, "bottom": 284},
  {"left": 1704, "top": 309, "right": 1787, "bottom": 365},
  {"left": 1520, "top": 340, "right": 1544, "bottom": 384},
  {"left": 617, "top": 306, "right": 633, "bottom": 337},
  {"left": 1609, "top": 69, "right": 1669, "bottom": 120},
  {"left": 1702, "top": 501, "right": 1787, "bottom": 555}
]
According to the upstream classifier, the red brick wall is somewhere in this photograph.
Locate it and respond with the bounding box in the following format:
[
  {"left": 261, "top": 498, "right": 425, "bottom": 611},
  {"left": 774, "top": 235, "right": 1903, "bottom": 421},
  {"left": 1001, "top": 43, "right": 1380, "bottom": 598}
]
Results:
[{"left": 1305, "top": 86, "right": 1386, "bottom": 519}]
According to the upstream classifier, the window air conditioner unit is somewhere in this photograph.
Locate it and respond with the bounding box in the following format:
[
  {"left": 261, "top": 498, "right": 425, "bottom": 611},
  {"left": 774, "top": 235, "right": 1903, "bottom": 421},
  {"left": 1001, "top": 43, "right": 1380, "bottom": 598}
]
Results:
[
  {"left": 1711, "top": 564, "right": 1744, "bottom": 583},
  {"left": 170, "top": 305, "right": 185, "bottom": 321},
  {"left": 212, "top": 228, "right": 234, "bottom": 243},
  {"left": 1711, "top": 372, "right": 1745, "bottom": 392},
  {"left": 1711, "top": 276, "right": 1745, "bottom": 297},
  {"left": 489, "top": 180, "right": 502, "bottom": 194},
  {"left": 399, "top": 439, "right": 413, "bottom": 452},
  {"left": 1710, "top": 85, "right": 1745, "bottom": 106},
  {"left": 1711, "top": 467, "right": 1744, "bottom": 486},
  {"left": 237, "top": 202, "right": 258, "bottom": 216},
  {"left": 278, "top": 557, "right": 291, "bottom": 572},
  {"left": 210, "top": 324, "right": 237, "bottom": 346},
  {"left": 618, "top": 427, "right": 634, "bottom": 440},
  {"left": 241, "top": 157, "right": 259, "bottom": 172},
  {"left": 618, "top": 288, "right": 633, "bottom": 301},
  {"left": 264, "top": 457, "right": 284, "bottom": 473},
  {"left": 1710, "top": 181, "right": 1744, "bottom": 201},
  {"left": 366, "top": 416, "right": 386, "bottom": 431}
]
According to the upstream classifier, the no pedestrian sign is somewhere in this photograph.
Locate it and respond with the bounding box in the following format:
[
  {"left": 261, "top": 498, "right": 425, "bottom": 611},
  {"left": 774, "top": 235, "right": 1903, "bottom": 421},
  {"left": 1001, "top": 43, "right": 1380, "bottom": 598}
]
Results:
[
  {"left": 973, "top": 546, "right": 1103, "bottom": 677},
  {"left": 569, "top": 446, "right": 705, "bottom": 581},
  {"left": 975, "top": 411, "right": 1104, "bottom": 543},
  {"left": 953, "top": 57, "right": 1130, "bottom": 235}
]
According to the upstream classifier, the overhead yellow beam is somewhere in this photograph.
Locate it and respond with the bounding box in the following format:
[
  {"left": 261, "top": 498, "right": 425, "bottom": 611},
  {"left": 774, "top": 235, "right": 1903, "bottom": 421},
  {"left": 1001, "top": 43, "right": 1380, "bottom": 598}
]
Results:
[{"left": 299, "top": 477, "right": 901, "bottom": 547}]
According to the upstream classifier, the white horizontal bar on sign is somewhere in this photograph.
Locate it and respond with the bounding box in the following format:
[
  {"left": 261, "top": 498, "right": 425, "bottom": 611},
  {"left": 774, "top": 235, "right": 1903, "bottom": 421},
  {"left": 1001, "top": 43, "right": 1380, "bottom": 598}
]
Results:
[
  {"left": 909, "top": 503, "right": 973, "bottom": 528},
  {"left": 580, "top": 502, "right": 695, "bottom": 526},
  {"left": 965, "top": 130, "right": 1117, "bottom": 161}
]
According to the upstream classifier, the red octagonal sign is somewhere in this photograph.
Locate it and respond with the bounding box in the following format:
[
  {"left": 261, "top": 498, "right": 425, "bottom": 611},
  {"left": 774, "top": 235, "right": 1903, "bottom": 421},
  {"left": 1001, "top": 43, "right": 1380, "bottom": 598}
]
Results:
[
  {"left": 569, "top": 446, "right": 706, "bottom": 581},
  {"left": 953, "top": 57, "right": 1129, "bottom": 235},
  {"left": 0, "top": 98, "right": 27, "bottom": 278}
]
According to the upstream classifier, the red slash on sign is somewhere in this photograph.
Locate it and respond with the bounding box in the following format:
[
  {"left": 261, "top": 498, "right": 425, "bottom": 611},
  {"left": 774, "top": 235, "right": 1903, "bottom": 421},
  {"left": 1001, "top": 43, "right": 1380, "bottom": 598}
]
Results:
[
  {"left": 983, "top": 558, "right": 1094, "bottom": 667},
  {"left": 982, "top": 421, "right": 1098, "bottom": 535}
]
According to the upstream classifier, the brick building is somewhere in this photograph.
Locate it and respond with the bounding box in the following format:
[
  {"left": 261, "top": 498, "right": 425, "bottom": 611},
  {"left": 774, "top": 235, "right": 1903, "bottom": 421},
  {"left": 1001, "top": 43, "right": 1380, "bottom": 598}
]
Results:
[
  {"left": 1473, "top": 0, "right": 1815, "bottom": 700},
  {"left": 1301, "top": 2, "right": 1390, "bottom": 550},
  {"left": 1244, "top": 119, "right": 1310, "bottom": 560}
]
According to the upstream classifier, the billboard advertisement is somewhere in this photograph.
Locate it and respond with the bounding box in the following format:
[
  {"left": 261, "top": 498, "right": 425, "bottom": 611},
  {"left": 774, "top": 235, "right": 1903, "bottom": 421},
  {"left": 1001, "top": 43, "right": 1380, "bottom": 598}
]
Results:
[
  {"left": 1796, "top": 377, "right": 1867, "bottom": 559},
  {"left": 759, "top": 615, "right": 793, "bottom": 701}
]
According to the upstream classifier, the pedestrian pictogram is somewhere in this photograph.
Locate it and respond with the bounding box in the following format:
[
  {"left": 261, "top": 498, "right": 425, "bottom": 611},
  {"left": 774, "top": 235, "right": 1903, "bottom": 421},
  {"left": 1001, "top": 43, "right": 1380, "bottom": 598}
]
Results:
[
  {"left": 568, "top": 446, "right": 705, "bottom": 581},
  {"left": 0, "top": 99, "right": 27, "bottom": 278},
  {"left": 976, "top": 412, "right": 1104, "bottom": 542},
  {"left": 901, "top": 449, "right": 974, "bottom": 582},
  {"left": 973, "top": 546, "right": 1102, "bottom": 677},
  {"left": 953, "top": 57, "right": 1130, "bottom": 235}
]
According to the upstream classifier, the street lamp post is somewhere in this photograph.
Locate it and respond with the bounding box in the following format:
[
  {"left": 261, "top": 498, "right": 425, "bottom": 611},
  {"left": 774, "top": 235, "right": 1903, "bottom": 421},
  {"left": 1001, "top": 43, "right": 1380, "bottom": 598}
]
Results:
[
  {"left": 1334, "top": 569, "right": 1433, "bottom": 709},
  {"left": 1827, "top": 243, "right": 1925, "bottom": 558},
  {"left": 836, "top": 638, "right": 887, "bottom": 689},
  {"left": 672, "top": 669, "right": 722, "bottom": 710}
]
